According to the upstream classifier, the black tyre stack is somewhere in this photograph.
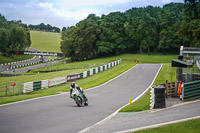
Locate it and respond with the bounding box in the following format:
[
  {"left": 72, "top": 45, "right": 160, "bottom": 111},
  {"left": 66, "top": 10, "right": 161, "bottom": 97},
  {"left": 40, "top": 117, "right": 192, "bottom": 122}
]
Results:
[{"left": 153, "top": 85, "right": 166, "bottom": 108}]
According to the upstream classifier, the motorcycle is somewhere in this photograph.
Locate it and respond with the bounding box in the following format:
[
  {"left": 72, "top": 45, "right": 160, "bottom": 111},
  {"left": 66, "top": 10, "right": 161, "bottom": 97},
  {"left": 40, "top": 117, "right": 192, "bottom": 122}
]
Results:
[{"left": 71, "top": 88, "right": 88, "bottom": 107}]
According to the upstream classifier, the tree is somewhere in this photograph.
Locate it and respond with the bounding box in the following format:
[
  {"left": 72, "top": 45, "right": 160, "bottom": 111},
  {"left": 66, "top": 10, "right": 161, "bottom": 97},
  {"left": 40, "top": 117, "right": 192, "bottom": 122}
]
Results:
[
  {"left": 159, "top": 3, "right": 184, "bottom": 53},
  {"left": 61, "top": 14, "right": 101, "bottom": 61},
  {"left": 0, "top": 28, "right": 10, "bottom": 55},
  {"left": 0, "top": 14, "right": 32, "bottom": 56},
  {"left": 62, "top": 27, "right": 67, "bottom": 32},
  {"left": 75, "top": 14, "right": 101, "bottom": 60},
  {"left": 28, "top": 23, "right": 60, "bottom": 33},
  {"left": 61, "top": 26, "right": 77, "bottom": 61},
  {"left": 10, "top": 26, "right": 29, "bottom": 52},
  {"left": 97, "top": 12, "right": 128, "bottom": 55},
  {"left": 178, "top": 0, "right": 200, "bottom": 47},
  {"left": 125, "top": 8, "right": 145, "bottom": 54}
]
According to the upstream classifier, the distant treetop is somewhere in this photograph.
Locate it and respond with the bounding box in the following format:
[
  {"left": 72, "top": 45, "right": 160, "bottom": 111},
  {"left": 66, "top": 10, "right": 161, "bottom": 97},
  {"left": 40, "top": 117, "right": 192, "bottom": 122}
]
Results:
[{"left": 28, "top": 23, "right": 60, "bottom": 33}]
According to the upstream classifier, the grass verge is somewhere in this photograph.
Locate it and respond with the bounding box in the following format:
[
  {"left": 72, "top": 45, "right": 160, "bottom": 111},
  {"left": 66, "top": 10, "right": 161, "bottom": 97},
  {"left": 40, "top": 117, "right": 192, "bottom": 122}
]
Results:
[
  {"left": 119, "top": 63, "right": 177, "bottom": 112},
  {"left": 0, "top": 54, "right": 176, "bottom": 104},
  {"left": 30, "top": 30, "right": 61, "bottom": 53},
  {"left": 0, "top": 62, "right": 134, "bottom": 105},
  {"left": 133, "top": 118, "right": 200, "bottom": 133},
  {"left": 0, "top": 55, "right": 33, "bottom": 64}
]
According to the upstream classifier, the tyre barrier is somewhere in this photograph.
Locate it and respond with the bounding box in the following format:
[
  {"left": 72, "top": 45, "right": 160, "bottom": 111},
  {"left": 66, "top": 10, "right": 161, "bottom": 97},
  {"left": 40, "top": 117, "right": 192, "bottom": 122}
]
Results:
[
  {"left": 150, "top": 85, "right": 166, "bottom": 109},
  {"left": 153, "top": 85, "right": 166, "bottom": 108}
]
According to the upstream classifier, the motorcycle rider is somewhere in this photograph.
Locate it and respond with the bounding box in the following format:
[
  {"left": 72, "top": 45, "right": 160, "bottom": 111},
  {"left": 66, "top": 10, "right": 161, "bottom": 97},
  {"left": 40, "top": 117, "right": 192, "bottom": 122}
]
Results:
[{"left": 70, "top": 82, "right": 87, "bottom": 101}]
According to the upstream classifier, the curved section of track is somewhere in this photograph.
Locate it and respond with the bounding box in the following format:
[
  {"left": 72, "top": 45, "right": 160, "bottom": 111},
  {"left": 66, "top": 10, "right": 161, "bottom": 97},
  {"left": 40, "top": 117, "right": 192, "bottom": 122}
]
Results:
[{"left": 0, "top": 64, "right": 161, "bottom": 133}]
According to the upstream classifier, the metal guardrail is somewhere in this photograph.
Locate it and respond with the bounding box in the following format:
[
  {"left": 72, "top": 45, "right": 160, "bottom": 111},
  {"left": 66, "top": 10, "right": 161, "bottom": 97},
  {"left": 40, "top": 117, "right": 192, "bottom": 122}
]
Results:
[{"left": 183, "top": 80, "right": 200, "bottom": 101}]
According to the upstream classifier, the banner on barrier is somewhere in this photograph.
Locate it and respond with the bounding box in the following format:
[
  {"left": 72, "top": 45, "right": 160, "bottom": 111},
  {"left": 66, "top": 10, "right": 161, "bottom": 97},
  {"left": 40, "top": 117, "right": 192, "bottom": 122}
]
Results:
[{"left": 67, "top": 74, "right": 80, "bottom": 82}]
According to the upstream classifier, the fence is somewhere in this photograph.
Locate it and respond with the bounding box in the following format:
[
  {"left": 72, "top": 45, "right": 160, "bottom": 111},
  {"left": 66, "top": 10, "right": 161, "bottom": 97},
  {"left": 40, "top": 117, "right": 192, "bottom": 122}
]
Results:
[
  {"left": 0, "top": 85, "right": 7, "bottom": 97},
  {"left": 165, "top": 81, "right": 178, "bottom": 97},
  {"left": 4, "top": 81, "right": 23, "bottom": 96},
  {"left": 183, "top": 80, "right": 200, "bottom": 101},
  {"left": 23, "top": 59, "right": 121, "bottom": 93}
]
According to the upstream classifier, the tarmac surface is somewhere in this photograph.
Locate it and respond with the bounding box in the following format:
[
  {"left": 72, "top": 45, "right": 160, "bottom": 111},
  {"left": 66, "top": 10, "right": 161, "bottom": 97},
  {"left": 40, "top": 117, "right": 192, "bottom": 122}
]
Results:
[
  {"left": 0, "top": 64, "right": 162, "bottom": 133},
  {"left": 1, "top": 63, "right": 199, "bottom": 133},
  {"left": 81, "top": 99, "right": 200, "bottom": 133},
  {"left": 1, "top": 47, "right": 57, "bottom": 73}
]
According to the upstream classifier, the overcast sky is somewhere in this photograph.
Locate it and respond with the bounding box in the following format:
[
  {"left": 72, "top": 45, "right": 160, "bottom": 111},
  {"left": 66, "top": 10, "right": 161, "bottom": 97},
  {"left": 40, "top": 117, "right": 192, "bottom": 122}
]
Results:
[{"left": 0, "top": 0, "right": 184, "bottom": 29}]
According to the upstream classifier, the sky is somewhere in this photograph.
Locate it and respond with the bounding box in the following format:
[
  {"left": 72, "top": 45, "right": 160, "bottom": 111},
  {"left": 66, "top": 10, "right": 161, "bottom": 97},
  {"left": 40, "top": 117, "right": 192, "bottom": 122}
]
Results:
[{"left": 0, "top": 0, "right": 184, "bottom": 29}]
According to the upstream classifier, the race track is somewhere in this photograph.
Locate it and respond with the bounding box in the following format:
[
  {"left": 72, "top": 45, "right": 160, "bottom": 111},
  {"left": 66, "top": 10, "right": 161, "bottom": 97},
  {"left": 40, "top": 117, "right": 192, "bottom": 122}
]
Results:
[{"left": 0, "top": 64, "right": 161, "bottom": 133}]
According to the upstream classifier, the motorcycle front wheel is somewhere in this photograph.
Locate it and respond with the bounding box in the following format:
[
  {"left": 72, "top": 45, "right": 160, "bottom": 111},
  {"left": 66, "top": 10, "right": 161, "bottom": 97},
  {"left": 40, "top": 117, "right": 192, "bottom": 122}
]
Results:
[{"left": 74, "top": 97, "right": 82, "bottom": 107}]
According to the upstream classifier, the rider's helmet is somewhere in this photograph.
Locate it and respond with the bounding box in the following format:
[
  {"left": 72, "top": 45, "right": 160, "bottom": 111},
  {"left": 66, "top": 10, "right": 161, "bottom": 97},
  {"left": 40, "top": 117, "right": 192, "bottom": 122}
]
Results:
[{"left": 71, "top": 82, "right": 75, "bottom": 88}]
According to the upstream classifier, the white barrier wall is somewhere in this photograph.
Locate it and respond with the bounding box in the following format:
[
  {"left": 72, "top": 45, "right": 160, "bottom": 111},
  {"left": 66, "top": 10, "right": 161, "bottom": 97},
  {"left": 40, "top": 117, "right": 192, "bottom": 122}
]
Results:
[
  {"left": 24, "top": 82, "right": 34, "bottom": 93},
  {"left": 100, "top": 66, "right": 103, "bottom": 72},
  {"left": 104, "top": 64, "right": 107, "bottom": 70},
  {"left": 23, "top": 59, "right": 122, "bottom": 93},
  {"left": 90, "top": 69, "right": 93, "bottom": 75},
  {"left": 95, "top": 67, "right": 98, "bottom": 74},
  {"left": 48, "top": 77, "right": 67, "bottom": 87},
  {"left": 112, "top": 62, "right": 114, "bottom": 66},
  {"left": 42, "top": 80, "right": 49, "bottom": 89},
  {"left": 83, "top": 71, "right": 87, "bottom": 78}
]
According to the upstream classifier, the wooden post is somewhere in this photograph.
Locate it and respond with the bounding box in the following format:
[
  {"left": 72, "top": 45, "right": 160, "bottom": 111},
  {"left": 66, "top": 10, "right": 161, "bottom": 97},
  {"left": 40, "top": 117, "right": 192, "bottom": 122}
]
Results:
[
  {"left": 175, "top": 81, "right": 178, "bottom": 97},
  {"left": 6, "top": 85, "right": 7, "bottom": 97}
]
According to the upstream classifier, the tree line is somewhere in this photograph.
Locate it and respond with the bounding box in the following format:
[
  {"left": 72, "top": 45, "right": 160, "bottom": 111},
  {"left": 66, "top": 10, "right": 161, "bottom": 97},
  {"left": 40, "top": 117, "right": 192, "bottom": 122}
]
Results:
[
  {"left": 0, "top": 15, "right": 31, "bottom": 56},
  {"left": 28, "top": 23, "right": 60, "bottom": 33},
  {"left": 61, "top": 1, "right": 200, "bottom": 61}
]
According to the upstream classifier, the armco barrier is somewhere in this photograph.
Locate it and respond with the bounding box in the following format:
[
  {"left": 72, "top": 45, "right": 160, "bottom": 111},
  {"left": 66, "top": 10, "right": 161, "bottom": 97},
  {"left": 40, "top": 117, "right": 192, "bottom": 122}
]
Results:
[{"left": 183, "top": 80, "right": 200, "bottom": 101}]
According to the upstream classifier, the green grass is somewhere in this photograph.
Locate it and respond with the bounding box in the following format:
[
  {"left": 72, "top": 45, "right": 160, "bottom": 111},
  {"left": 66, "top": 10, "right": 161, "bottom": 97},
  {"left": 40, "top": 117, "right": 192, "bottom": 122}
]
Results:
[
  {"left": 0, "top": 68, "right": 90, "bottom": 96},
  {"left": 119, "top": 89, "right": 151, "bottom": 112},
  {"left": 133, "top": 118, "right": 200, "bottom": 133},
  {"left": 30, "top": 30, "right": 61, "bottom": 52},
  {"left": 0, "top": 55, "right": 33, "bottom": 64},
  {"left": 31, "top": 58, "right": 113, "bottom": 72},
  {"left": 116, "top": 54, "right": 176, "bottom": 63},
  {"left": 31, "top": 54, "right": 177, "bottom": 72},
  {"left": 119, "top": 63, "right": 177, "bottom": 112},
  {"left": 0, "top": 54, "right": 176, "bottom": 104},
  {"left": 0, "top": 62, "right": 134, "bottom": 104}
]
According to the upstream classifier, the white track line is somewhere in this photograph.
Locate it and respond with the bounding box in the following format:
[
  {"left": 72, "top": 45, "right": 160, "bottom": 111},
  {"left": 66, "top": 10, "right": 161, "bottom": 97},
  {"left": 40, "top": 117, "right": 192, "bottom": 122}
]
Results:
[{"left": 79, "top": 64, "right": 163, "bottom": 133}]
